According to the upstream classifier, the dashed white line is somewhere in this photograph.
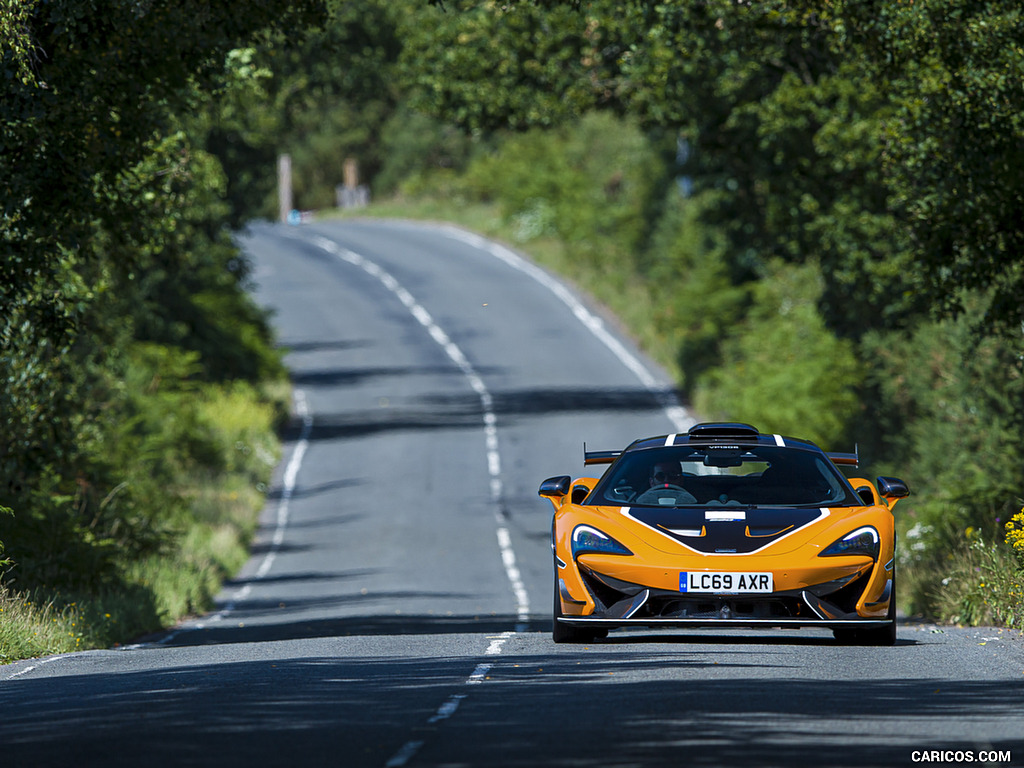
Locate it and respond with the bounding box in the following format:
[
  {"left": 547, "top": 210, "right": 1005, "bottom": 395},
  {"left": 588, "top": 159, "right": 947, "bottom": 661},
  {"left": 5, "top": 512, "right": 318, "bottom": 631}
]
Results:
[
  {"left": 306, "top": 225, "right": 691, "bottom": 768},
  {"left": 427, "top": 694, "right": 466, "bottom": 723},
  {"left": 384, "top": 740, "right": 425, "bottom": 768},
  {"left": 309, "top": 235, "right": 528, "bottom": 625},
  {"left": 486, "top": 631, "right": 515, "bottom": 656},
  {"left": 467, "top": 663, "right": 493, "bottom": 684},
  {"left": 306, "top": 233, "right": 528, "bottom": 768}
]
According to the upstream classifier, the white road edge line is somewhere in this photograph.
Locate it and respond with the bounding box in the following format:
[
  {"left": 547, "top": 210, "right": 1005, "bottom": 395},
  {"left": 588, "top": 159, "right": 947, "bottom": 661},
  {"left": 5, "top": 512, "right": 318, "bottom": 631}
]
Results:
[
  {"left": 5, "top": 654, "right": 79, "bottom": 681},
  {"left": 437, "top": 224, "right": 696, "bottom": 432},
  {"left": 142, "top": 390, "right": 312, "bottom": 648}
]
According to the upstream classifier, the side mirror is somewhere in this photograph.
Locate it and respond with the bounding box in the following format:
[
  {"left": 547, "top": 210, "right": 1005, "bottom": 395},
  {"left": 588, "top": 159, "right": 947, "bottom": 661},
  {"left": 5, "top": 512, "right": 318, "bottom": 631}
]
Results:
[
  {"left": 877, "top": 476, "right": 909, "bottom": 500},
  {"left": 539, "top": 475, "right": 571, "bottom": 498}
]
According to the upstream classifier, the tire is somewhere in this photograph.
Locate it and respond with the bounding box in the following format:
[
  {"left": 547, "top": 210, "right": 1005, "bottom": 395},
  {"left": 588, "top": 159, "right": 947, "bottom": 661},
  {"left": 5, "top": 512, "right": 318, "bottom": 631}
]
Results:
[
  {"left": 833, "top": 575, "right": 897, "bottom": 646},
  {"left": 552, "top": 578, "right": 604, "bottom": 644}
]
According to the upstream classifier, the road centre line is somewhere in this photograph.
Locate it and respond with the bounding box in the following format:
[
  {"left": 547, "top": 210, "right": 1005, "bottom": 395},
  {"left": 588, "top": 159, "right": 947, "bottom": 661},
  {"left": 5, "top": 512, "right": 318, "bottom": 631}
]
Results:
[
  {"left": 309, "top": 234, "right": 530, "bottom": 625},
  {"left": 306, "top": 234, "right": 527, "bottom": 768},
  {"left": 325, "top": 222, "right": 687, "bottom": 766},
  {"left": 384, "top": 741, "right": 424, "bottom": 768},
  {"left": 343, "top": 223, "right": 686, "bottom": 767}
]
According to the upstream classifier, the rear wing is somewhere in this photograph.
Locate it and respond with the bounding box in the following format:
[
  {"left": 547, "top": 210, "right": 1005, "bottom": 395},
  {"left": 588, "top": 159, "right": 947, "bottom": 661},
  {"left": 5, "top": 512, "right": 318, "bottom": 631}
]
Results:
[
  {"left": 827, "top": 447, "right": 859, "bottom": 468},
  {"left": 583, "top": 444, "right": 620, "bottom": 466},
  {"left": 584, "top": 443, "right": 860, "bottom": 468}
]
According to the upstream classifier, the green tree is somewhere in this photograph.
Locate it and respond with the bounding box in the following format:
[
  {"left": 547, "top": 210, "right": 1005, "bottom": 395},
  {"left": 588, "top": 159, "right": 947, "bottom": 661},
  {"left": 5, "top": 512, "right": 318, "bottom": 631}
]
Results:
[
  {"left": 1, "top": 0, "right": 326, "bottom": 334},
  {"left": 842, "top": 0, "right": 1024, "bottom": 331},
  {"left": 399, "top": 0, "right": 626, "bottom": 132},
  {"left": 0, "top": 0, "right": 39, "bottom": 85},
  {"left": 201, "top": 0, "right": 408, "bottom": 215},
  {"left": 1, "top": 1, "right": 323, "bottom": 591},
  {"left": 419, "top": 0, "right": 1024, "bottom": 333},
  {"left": 648, "top": 191, "right": 749, "bottom": 389},
  {"left": 462, "top": 111, "right": 665, "bottom": 254}
]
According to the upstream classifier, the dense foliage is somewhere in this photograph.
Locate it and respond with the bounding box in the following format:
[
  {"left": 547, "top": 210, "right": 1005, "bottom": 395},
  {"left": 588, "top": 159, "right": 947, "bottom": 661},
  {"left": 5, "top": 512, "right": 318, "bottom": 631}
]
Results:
[{"left": 1, "top": 0, "right": 324, "bottom": 652}]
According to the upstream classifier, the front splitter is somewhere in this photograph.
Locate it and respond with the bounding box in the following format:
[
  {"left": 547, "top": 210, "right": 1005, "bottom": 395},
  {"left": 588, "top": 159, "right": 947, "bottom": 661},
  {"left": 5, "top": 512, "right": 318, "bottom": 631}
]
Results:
[{"left": 558, "top": 616, "right": 892, "bottom": 629}]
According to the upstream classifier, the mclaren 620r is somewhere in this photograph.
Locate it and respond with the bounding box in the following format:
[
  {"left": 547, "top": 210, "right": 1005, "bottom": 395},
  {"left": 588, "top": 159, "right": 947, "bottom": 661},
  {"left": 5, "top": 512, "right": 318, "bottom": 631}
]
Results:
[{"left": 539, "top": 422, "right": 909, "bottom": 645}]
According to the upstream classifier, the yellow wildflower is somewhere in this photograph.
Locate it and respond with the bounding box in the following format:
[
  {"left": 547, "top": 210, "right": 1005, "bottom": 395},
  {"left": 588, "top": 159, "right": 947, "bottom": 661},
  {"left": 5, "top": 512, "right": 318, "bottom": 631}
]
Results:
[{"left": 1005, "top": 509, "right": 1024, "bottom": 554}]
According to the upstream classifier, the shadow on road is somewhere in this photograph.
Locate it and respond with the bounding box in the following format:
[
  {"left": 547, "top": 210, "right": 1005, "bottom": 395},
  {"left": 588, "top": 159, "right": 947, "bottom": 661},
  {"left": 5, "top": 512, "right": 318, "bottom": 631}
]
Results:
[
  {"left": 160, "top": 613, "right": 533, "bottom": 646},
  {"left": 278, "top": 384, "right": 681, "bottom": 443},
  {"left": 3, "top": 641, "right": 1020, "bottom": 768}
]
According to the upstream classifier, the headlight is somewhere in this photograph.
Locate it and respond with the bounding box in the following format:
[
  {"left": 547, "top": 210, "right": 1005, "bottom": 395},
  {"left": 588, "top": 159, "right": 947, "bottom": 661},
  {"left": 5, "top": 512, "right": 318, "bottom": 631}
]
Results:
[
  {"left": 820, "top": 526, "right": 879, "bottom": 559},
  {"left": 571, "top": 525, "right": 633, "bottom": 558}
]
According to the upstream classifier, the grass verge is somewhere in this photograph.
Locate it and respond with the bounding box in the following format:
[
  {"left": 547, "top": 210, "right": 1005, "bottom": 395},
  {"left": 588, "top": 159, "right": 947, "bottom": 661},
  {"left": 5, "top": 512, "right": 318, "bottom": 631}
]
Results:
[{"left": 0, "top": 379, "right": 286, "bottom": 663}]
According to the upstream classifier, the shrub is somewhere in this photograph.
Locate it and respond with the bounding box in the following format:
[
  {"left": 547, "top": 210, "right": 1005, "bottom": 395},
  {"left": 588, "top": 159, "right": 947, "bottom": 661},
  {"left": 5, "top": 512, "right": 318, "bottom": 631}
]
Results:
[
  {"left": 694, "top": 260, "right": 862, "bottom": 448},
  {"left": 923, "top": 527, "right": 1024, "bottom": 629},
  {"left": 462, "top": 112, "right": 666, "bottom": 260},
  {"left": 647, "top": 190, "right": 749, "bottom": 387},
  {"left": 1006, "top": 509, "right": 1024, "bottom": 566}
]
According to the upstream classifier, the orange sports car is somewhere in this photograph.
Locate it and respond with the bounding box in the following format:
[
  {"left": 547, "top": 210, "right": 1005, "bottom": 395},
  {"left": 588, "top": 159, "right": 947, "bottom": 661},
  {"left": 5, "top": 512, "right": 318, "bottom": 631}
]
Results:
[{"left": 539, "top": 422, "right": 909, "bottom": 645}]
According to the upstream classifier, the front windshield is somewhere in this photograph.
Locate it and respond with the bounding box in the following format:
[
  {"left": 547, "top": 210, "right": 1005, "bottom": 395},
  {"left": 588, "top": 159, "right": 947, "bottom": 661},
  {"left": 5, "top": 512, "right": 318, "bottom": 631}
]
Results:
[{"left": 590, "top": 445, "right": 854, "bottom": 508}]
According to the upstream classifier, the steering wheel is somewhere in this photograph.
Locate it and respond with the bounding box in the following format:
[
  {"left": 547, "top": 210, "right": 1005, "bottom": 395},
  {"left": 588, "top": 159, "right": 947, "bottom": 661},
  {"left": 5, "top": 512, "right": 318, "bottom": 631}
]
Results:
[{"left": 635, "top": 485, "right": 697, "bottom": 505}]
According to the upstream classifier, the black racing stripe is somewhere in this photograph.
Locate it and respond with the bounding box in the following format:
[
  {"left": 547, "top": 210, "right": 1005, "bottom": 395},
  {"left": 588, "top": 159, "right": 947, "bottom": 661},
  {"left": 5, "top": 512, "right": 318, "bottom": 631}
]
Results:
[{"left": 626, "top": 507, "right": 824, "bottom": 554}]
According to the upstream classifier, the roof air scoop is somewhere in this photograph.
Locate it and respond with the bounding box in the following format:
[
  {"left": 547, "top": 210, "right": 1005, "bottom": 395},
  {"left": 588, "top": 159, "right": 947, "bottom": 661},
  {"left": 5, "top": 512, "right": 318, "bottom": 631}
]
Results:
[{"left": 687, "top": 422, "right": 761, "bottom": 439}]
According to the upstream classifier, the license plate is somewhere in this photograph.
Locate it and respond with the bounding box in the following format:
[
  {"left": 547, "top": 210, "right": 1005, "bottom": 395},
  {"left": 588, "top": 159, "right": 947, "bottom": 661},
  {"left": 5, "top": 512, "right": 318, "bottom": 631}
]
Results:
[{"left": 680, "top": 572, "right": 773, "bottom": 593}]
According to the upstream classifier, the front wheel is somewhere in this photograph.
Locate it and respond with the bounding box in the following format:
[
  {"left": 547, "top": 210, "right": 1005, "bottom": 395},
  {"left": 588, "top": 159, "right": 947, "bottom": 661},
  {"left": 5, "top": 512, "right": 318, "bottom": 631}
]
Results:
[
  {"left": 833, "top": 576, "right": 897, "bottom": 646},
  {"left": 552, "top": 579, "right": 605, "bottom": 644}
]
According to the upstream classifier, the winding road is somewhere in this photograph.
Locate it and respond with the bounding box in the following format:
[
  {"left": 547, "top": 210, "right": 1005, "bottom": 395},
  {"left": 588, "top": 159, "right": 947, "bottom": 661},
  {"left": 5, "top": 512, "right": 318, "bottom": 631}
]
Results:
[{"left": 3, "top": 219, "right": 1023, "bottom": 768}]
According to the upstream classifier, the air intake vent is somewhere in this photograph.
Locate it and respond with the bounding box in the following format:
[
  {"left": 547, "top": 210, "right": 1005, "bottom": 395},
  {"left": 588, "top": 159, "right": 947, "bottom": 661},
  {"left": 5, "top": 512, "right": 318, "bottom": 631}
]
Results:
[{"left": 687, "top": 422, "right": 760, "bottom": 439}]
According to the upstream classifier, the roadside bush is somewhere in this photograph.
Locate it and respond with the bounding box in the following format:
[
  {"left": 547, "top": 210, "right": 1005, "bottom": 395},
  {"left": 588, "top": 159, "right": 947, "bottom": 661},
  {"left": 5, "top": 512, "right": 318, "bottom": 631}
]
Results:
[
  {"left": 647, "top": 190, "right": 749, "bottom": 387},
  {"left": 462, "top": 112, "right": 666, "bottom": 261},
  {"left": 693, "top": 260, "right": 862, "bottom": 449},
  {"left": 0, "top": 506, "right": 11, "bottom": 571},
  {"left": 0, "top": 581, "right": 165, "bottom": 661},
  {"left": 0, "top": 371, "right": 283, "bottom": 657},
  {"left": 1006, "top": 509, "right": 1024, "bottom": 567},
  {"left": 858, "top": 308, "right": 1024, "bottom": 618},
  {"left": 921, "top": 527, "right": 1024, "bottom": 629},
  {"left": 376, "top": 106, "right": 477, "bottom": 196}
]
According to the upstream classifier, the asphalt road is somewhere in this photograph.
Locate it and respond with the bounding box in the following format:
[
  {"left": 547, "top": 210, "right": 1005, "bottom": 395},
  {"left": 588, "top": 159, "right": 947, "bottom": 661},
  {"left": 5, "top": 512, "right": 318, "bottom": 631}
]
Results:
[{"left": 3, "top": 219, "right": 1023, "bottom": 768}]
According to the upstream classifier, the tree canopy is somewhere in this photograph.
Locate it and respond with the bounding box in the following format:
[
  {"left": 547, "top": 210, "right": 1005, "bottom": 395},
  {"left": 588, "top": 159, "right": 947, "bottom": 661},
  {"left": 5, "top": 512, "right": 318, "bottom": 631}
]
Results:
[
  {"left": 399, "top": 0, "right": 1024, "bottom": 336},
  {"left": 2, "top": 0, "right": 326, "bottom": 336}
]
